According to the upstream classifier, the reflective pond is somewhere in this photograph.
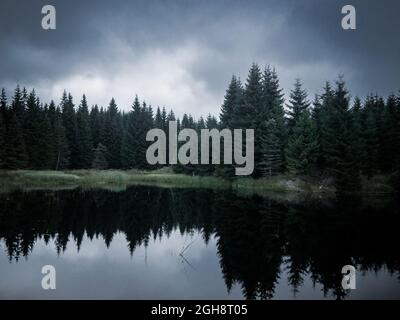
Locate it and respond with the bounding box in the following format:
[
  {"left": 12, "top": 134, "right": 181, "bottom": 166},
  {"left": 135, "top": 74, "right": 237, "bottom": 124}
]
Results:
[{"left": 0, "top": 186, "right": 399, "bottom": 299}]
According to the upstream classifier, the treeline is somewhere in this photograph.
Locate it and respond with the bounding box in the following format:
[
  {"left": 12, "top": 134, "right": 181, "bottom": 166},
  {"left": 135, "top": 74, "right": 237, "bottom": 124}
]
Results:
[
  {"left": 216, "top": 64, "right": 400, "bottom": 192},
  {"left": 0, "top": 86, "right": 189, "bottom": 171},
  {"left": 0, "top": 63, "right": 400, "bottom": 192}
]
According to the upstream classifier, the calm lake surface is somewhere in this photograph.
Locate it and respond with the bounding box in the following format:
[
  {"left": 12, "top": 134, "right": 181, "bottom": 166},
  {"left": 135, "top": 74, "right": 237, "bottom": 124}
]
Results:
[{"left": 0, "top": 186, "right": 399, "bottom": 299}]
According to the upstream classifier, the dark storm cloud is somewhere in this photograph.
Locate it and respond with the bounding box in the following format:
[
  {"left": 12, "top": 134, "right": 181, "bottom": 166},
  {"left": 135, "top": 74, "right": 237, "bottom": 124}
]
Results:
[{"left": 0, "top": 0, "right": 399, "bottom": 116}]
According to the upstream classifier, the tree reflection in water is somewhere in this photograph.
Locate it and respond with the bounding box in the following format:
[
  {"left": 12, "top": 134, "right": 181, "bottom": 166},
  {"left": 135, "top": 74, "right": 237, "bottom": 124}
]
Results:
[{"left": 0, "top": 187, "right": 399, "bottom": 299}]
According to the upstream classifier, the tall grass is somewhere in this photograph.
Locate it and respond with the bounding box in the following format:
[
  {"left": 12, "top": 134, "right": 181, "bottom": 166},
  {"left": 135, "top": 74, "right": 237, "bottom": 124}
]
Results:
[
  {"left": 0, "top": 170, "right": 393, "bottom": 196},
  {"left": 0, "top": 170, "right": 231, "bottom": 192},
  {"left": 0, "top": 170, "right": 80, "bottom": 193}
]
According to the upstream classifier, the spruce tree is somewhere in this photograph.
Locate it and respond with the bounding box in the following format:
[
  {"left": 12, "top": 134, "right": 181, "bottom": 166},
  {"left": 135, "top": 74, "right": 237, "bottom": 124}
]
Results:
[
  {"left": 46, "top": 101, "right": 57, "bottom": 168},
  {"left": 261, "top": 66, "right": 285, "bottom": 120},
  {"left": 220, "top": 75, "right": 243, "bottom": 128},
  {"left": 46, "top": 101, "right": 69, "bottom": 169},
  {"left": 374, "top": 95, "right": 391, "bottom": 173},
  {"left": 361, "top": 95, "right": 379, "bottom": 177},
  {"left": 53, "top": 111, "right": 70, "bottom": 170},
  {"left": 286, "top": 79, "right": 310, "bottom": 132},
  {"left": 39, "top": 102, "right": 53, "bottom": 169},
  {"left": 285, "top": 111, "right": 318, "bottom": 175},
  {"left": 312, "top": 82, "right": 334, "bottom": 172},
  {"left": 164, "top": 109, "right": 176, "bottom": 166},
  {"left": 0, "top": 113, "right": 5, "bottom": 168},
  {"left": 231, "top": 64, "right": 260, "bottom": 130},
  {"left": 376, "top": 94, "right": 398, "bottom": 173},
  {"left": 218, "top": 76, "right": 243, "bottom": 178},
  {"left": 61, "top": 91, "right": 78, "bottom": 168},
  {"left": 350, "top": 97, "right": 365, "bottom": 173},
  {"left": 5, "top": 113, "right": 27, "bottom": 169},
  {"left": 268, "top": 67, "right": 286, "bottom": 167},
  {"left": 0, "top": 88, "right": 7, "bottom": 125},
  {"left": 142, "top": 101, "right": 154, "bottom": 169},
  {"left": 285, "top": 80, "right": 315, "bottom": 175},
  {"left": 194, "top": 116, "right": 207, "bottom": 175},
  {"left": 155, "top": 106, "right": 163, "bottom": 129},
  {"left": 390, "top": 93, "right": 400, "bottom": 173},
  {"left": 92, "top": 143, "right": 108, "bottom": 169},
  {"left": 90, "top": 105, "right": 103, "bottom": 149},
  {"left": 102, "top": 98, "right": 122, "bottom": 168},
  {"left": 23, "top": 90, "right": 52, "bottom": 169},
  {"left": 76, "top": 95, "right": 93, "bottom": 168},
  {"left": 11, "top": 85, "right": 25, "bottom": 121},
  {"left": 324, "top": 77, "right": 361, "bottom": 193},
  {"left": 121, "top": 97, "right": 154, "bottom": 169},
  {"left": 173, "top": 113, "right": 195, "bottom": 174},
  {"left": 198, "top": 117, "right": 206, "bottom": 129},
  {"left": 121, "top": 96, "right": 142, "bottom": 169},
  {"left": 23, "top": 90, "right": 39, "bottom": 168},
  {"left": 258, "top": 66, "right": 286, "bottom": 176},
  {"left": 47, "top": 100, "right": 58, "bottom": 129},
  {"left": 206, "top": 114, "right": 218, "bottom": 129},
  {"left": 161, "top": 107, "right": 168, "bottom": 132},
  {"left": 0, "top": 90, "right": 7, "bottom": 168},
  {"left": 232, "top": 65, "right": 263, "bottom": 177},
  {"left": 259, "top": 119, "right": 282, "bottom": 177},
  {"left": 392, "top": 92, "right": 400, "bottom": 189},
  {"left": 167, "top": 110, "right": 176, "bottom": 122}
]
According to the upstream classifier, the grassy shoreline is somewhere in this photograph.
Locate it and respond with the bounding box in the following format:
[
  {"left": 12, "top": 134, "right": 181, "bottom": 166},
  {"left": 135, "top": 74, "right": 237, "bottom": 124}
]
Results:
[{"left": 0, "top": 169, "right": 395, "bottom": 196}]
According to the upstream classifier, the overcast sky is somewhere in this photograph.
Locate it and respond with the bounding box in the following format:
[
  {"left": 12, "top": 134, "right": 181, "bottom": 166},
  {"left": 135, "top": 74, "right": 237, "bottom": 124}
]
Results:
[{"left": 0, "top": 0, "right": 399, "bottom": 118}]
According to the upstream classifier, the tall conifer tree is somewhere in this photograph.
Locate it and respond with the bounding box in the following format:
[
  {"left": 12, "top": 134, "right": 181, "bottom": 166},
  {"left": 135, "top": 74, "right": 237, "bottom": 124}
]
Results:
[
  {"left": 325, "top": 78, "right": 361, "bottom": 193},
  {"left": 5, "top": 113, "right": 27, "bottom": 169},
  {"left": 286, "top": 79, "right": 310, "bottom": 131},
  {"left": 286, "top": 111, "right": 318, "bottom": 175},
  {"left": 102, "top": 98, "right": 122, "bottom": 168},
  {"left": 76, "top": 95, "right": 93, "bottom": 168},
  {"left": 61, "top": 92, "right": 78, "bottom": 168},
  {"left": 0, "top": 113, "right": 5, "bottom": 168}
]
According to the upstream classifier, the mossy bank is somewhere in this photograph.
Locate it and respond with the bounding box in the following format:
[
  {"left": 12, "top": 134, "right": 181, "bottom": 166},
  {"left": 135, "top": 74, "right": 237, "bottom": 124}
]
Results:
[{"left": 0, "top": 169, "right": 396, "bottom": 198}]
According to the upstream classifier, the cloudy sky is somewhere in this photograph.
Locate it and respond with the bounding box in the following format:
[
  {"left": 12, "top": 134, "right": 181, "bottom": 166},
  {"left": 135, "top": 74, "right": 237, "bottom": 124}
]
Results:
[{"left": 0, "top": 0, "right": 399, "bottom": 118}]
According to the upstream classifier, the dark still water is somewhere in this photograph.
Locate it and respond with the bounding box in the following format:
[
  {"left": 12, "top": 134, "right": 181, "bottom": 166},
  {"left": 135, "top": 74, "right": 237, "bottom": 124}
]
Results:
[{"left": 0, "top": 186, "right": 399, "bottom": 299}]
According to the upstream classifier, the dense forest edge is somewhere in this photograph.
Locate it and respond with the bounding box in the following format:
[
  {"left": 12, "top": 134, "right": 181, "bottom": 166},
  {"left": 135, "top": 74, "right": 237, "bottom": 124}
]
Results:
[{"left": 0, "top": 63, "right": 399, "bottom": 195}]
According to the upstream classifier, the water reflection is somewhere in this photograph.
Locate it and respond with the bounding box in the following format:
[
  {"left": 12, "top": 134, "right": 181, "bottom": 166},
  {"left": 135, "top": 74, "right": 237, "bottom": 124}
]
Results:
[{"left": 0, "top": 187, "right": 399, "bottom": 299}]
